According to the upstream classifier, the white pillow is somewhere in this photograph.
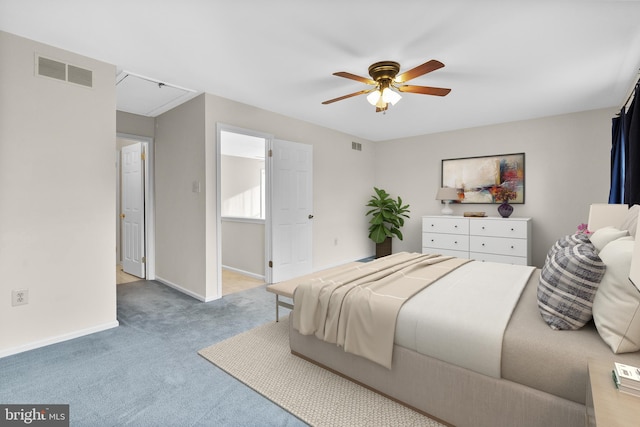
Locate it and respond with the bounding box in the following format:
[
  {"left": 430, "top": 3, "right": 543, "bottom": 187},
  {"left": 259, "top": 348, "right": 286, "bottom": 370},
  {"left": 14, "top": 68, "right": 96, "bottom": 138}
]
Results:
[
  {"left": 589, "top": 226, "right": 629, "bottom": 252},
  {"left": 592, "top": 237, "right": 640, "bottom": 353},
  {"left": 620, "top": 204, "right": 640, "bottom": 238}
]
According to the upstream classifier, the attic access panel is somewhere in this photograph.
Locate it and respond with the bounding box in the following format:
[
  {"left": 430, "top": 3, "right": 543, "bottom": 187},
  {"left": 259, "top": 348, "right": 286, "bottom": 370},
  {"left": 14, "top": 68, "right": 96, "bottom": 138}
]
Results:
[{"left": 116, "top": 72, "right": 198, "bottom": 117}]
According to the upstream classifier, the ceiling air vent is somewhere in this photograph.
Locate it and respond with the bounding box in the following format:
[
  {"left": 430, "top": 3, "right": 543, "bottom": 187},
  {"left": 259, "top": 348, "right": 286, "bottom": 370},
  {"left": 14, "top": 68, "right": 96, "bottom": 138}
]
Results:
[{"left": 36, "top": 55, "right": 93, "bottom": 88}]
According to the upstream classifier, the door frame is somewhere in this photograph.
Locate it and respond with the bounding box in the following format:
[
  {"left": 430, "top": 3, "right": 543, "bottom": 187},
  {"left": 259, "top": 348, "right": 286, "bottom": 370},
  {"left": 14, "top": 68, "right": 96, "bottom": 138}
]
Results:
[
  {"left": 216, "top": 123, "right": 274, "bottom": 298},
  {"left": 117, "top": 132, "right": 156, "bottom": 280}
]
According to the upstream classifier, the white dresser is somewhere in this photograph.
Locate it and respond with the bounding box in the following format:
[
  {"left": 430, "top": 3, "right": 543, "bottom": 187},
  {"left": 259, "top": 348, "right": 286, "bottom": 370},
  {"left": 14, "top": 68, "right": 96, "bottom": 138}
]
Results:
[{"left": 422, "top": 215, "right": 532, "bottom": 265}]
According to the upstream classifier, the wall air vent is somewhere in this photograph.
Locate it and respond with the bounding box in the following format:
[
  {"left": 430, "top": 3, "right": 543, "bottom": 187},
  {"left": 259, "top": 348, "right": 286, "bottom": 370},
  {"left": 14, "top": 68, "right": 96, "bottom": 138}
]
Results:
[
  {"left": 67, "top": 65, "right": 93, "bottom": 87},
  {"left": 38, "top": 56, "right": 66, "bottom": 81},
  {"left": 36, "top": 55, "right": 93, "bottom": 88},
  {"left": 352, "top": 141, "right": 362, "bottom": 151}
]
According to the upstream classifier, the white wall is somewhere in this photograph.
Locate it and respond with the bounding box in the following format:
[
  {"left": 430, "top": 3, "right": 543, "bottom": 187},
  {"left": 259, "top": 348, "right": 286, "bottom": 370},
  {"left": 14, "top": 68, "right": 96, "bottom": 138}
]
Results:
[
  {"left": 154, "top": 93, "right": 376, "bottom": 301},
  {"left": 154, "top": 95, "right": 208, "bottom": 300},
  {"left": 221, "top": 155, "right": 265, "bottom": 218},
  {"left": 204, "top": 93, "right": 376, "bottom": 274},
  {"left": 375, "top": 108, "right": 616, "bottom": 267},
  {"left": 221, "top": 220, "right": 265, "bottom": 277},
  {"left": 0, "top": 31, "right": 117, "bottom": 356},
  {"left": 116, "top": 111, "right": 155, "bottom": 138},
  {"left": 220, "top": 155, "right": 265, "bottom": 277}
]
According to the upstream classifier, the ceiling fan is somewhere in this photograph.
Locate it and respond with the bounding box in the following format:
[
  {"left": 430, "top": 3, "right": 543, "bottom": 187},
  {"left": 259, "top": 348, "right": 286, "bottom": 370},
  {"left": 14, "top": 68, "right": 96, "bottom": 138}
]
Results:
[{"left": 322, "top": 59, "right": 451, "bottom": 112}]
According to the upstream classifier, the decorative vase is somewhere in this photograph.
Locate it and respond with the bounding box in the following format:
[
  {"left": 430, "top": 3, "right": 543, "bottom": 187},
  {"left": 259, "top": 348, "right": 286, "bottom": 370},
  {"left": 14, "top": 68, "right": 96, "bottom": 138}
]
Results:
[{"left": 497, "top": 202, "right": 513, "bottom": 218}]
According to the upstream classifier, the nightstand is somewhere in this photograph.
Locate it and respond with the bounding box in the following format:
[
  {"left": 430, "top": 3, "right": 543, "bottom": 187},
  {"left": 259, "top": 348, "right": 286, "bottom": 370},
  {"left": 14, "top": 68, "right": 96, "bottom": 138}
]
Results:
[{"left": 586, "top": 358, "right": 640, "bottom": 426}]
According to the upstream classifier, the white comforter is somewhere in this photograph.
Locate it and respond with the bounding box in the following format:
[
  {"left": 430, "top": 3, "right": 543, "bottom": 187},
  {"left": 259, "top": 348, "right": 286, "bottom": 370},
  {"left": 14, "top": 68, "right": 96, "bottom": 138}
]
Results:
[{"left": 395, "top": 261, "right": 534, "bottom": 378}]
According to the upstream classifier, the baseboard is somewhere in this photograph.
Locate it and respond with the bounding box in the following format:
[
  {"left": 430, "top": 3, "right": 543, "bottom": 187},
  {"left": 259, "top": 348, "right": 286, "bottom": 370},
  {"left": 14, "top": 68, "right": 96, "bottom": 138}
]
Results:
[
  {"left": 154, "top": 276, "right": 217, "bottom": 302},
  {"left": 221, "top": 265, "right": 265, "bottom": 281},
  {"left": 0, "top": 320, "right": 119, "bottom": 359}
]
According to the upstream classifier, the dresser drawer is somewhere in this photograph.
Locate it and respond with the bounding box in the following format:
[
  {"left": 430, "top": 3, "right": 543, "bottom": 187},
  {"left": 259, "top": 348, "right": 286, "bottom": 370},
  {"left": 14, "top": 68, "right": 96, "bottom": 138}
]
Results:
[
  {"left": 469, "top": 235, "right": 527, "bottom": 257},
  {"left": 470, "top": 252, "right": 528, "bottom": 265},
  {"left": 422, "top": 217, "right": 469, "bottom": 235},
  {"left": 470, "top": 218, "right": 528, "bottom": 239},
  {"left": 423, "top": 232, "right": 469, "bottom": 252}
]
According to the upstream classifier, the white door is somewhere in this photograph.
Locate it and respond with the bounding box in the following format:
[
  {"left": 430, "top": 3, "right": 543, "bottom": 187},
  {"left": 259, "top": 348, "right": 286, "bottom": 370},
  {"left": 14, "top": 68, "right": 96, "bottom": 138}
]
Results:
[
  {"left": 271, "top": 139, "right": 313, "bottom": 283},
  {"left": 121, "top": 142, "right": 145, "bottom": 278}
]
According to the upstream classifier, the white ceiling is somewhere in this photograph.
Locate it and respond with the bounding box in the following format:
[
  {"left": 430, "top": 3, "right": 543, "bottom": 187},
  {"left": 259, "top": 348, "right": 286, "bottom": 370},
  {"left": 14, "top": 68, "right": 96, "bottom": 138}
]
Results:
[{"left": 1, "top": 1, "right": 640, "bottom": 142}]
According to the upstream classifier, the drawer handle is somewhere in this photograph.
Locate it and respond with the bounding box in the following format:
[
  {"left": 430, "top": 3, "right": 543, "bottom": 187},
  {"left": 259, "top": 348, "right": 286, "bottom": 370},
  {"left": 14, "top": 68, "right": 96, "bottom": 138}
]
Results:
[
  {"left": 454, "top": 225, "right": 458, "bottom": 228},
  {"left": 454, "top": 241, "right": 458, "bottom": 244},
  {"left": 511, "top": 228, "right": 514, "bottom": 231},
  {"left": 511, "top": 246, "right": 514, "bottom": 249},
  {"left": 482, "top": 226, "right": 485, "bottom": 230}
]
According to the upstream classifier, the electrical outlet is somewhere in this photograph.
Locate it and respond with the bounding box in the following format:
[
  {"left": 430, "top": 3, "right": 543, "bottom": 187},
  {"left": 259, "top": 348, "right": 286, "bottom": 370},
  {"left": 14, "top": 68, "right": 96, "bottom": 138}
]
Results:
[{"left": 12, "top": 289, "right": 28, "bottom": 307}]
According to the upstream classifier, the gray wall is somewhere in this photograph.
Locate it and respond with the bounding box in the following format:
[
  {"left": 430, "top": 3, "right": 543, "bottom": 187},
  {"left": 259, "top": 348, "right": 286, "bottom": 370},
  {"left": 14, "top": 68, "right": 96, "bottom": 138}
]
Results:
[
  {"left": 375, "top": 108, "right": 616, "bottom": 267},
  {"left": 0, "top": 31, "right": 117, "bottom": 356}
]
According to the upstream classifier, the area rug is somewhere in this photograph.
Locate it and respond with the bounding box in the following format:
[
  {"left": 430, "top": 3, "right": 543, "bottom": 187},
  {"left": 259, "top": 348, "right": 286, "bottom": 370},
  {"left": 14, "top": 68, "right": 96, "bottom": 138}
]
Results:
[{"left": 198, "top": 317, "right": 445, "bottom": 427}]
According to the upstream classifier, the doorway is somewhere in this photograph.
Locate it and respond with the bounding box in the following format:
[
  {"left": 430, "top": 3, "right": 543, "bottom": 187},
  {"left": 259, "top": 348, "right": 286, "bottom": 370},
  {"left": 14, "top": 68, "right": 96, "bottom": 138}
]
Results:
[
  {"left": 216, "top": 124, "right": 314, "bottom": 298},
  {"left": 116, "top": 133, "right": 155, "bottom": 284},
  {"left": 218, "top": 126, "right": 269, "bottom": 295}
]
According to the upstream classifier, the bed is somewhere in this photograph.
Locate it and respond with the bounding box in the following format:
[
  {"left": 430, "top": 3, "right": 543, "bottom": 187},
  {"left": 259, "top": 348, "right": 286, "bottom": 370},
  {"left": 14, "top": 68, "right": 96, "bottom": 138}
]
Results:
[{"left": 288, "top": 204, "right": 640, "bottom": 427}]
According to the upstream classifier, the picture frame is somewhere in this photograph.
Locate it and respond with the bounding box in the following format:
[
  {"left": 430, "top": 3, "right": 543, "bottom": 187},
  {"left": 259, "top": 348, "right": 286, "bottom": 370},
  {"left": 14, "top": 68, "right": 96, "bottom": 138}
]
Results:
[{"left": 441, "top": 153, "right": 525, "bottom": 204}]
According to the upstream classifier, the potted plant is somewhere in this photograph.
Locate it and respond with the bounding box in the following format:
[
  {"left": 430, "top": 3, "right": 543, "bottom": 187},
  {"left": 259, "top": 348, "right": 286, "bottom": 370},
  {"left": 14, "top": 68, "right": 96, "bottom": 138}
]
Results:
[{"left": 366, "top": 187, "right": 411, "bottom": 258}]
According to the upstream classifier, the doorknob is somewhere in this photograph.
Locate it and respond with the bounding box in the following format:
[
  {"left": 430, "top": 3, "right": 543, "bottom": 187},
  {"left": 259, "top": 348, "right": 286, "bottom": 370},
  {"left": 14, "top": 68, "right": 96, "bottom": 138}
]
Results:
[
  {"left": 120, "top": 213, "right": 125, "bottom": 219},
  {"left": 308, "top": 214, "right": 314, "bottom": 219}
]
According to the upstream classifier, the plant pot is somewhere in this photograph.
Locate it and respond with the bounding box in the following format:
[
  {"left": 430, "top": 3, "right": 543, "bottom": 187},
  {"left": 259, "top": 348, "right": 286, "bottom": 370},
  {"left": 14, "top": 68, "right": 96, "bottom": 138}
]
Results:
[
  {"left": 375, "top": 237, "right": 392, "bottom": 258},
  {"left": 497, "top": 202, "right": 514, "bottom": 218}
]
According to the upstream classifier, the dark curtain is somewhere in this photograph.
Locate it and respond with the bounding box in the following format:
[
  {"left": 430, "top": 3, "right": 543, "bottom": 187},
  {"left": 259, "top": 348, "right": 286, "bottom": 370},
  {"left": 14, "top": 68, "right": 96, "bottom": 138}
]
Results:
[
  {"left": 608, "top": 112, "right": 626, "bottom": 203},
  {"left": 624, "top": 84, "right": 640, "bottom": 204}
]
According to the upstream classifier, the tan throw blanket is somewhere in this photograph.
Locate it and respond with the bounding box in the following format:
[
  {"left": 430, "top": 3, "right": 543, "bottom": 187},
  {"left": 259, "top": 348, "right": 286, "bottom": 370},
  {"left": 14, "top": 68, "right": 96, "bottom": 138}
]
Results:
[{"left": 292, "top": 252, "right": 470, "bottom": 369}]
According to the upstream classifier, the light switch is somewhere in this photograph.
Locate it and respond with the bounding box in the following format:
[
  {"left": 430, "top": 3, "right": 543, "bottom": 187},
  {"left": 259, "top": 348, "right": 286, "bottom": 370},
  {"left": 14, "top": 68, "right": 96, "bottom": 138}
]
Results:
[{"left": 192, "top": 181, "right": 201, "bottom": 193}]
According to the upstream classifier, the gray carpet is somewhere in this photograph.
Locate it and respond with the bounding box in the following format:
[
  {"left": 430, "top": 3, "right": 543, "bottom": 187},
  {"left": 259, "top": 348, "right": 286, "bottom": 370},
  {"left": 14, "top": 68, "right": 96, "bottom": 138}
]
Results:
[
  {"left": 199, "top": 317, "right": 444, "bottom": 427},
  {"left": 0, "top": 280, "right": 306, "bottom": 426}
]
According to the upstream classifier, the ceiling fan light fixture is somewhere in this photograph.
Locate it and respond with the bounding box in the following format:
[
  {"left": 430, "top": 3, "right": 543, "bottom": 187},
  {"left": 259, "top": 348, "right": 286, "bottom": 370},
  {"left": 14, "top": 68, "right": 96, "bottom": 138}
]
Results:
[
  {"left": 322, "top": 59, "right": 449, "bottom": 109},
  {"left": 382, "top": 87, "right": 401, "bottom": 105},
  {"left": 366, "top": 90, "right": 381, "bottom": 106}
]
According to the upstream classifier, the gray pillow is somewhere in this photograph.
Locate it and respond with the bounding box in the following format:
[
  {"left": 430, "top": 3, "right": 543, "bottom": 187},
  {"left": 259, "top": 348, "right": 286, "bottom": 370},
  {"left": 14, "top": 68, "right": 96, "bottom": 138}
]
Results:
[
  {"left": 545, "top": 233, "right": 592, "bottom": 264},
  {"left": 538, "top": 242, "right": 606, "bottom": 330}
]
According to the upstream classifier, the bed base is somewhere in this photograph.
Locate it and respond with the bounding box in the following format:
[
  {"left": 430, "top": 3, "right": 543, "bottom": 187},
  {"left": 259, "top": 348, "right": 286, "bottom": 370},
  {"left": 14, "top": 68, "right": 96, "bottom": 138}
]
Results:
[{"left": 290, "top": 325, "right": 585, "bottom": 427}]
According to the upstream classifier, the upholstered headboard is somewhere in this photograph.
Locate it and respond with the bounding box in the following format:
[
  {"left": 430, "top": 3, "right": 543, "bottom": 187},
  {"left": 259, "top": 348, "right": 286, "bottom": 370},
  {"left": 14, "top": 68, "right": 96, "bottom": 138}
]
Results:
[
  {"left": 587, "top": 203, "right": 631, "bottom": 232},
  {"left": 587, "top": 203, "right": 640, "bottom": 288}
]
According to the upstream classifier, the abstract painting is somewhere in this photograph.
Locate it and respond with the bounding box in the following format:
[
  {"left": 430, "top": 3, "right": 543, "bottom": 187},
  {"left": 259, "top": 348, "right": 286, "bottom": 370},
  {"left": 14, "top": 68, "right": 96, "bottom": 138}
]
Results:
[{"left": 441, "top": 153, "right": 525, "bottom": 204}]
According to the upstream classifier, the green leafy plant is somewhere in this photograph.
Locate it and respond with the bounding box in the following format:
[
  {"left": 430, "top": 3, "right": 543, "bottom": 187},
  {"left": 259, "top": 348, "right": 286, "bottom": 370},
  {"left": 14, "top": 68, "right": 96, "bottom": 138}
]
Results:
[{"left": 366, "top": 187, "right": 411, "bottom": 244}]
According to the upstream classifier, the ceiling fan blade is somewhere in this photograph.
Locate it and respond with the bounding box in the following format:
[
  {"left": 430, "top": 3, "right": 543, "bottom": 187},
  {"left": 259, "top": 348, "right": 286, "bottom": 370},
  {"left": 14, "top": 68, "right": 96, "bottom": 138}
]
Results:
[
  {"left": 395, "top": 60, "right": 444, "bottom": 83},
  {"left": 397, "top": 85, "right": 451, "bottom": 96},
  {"left": 322, "top": 89, "right": 372, "bottom": 105},
  {"left": 333, "top": 71, "right": 376, "bottom": 85}
]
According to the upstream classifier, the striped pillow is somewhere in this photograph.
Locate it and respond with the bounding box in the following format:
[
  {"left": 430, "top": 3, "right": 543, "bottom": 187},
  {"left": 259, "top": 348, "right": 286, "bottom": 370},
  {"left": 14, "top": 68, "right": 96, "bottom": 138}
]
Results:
[
  {"left": 545, "top": 233, "right": 592, "bottom": 264},
  {"left": 538, "top": 242, "right": 606, "bottom": 330}
]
